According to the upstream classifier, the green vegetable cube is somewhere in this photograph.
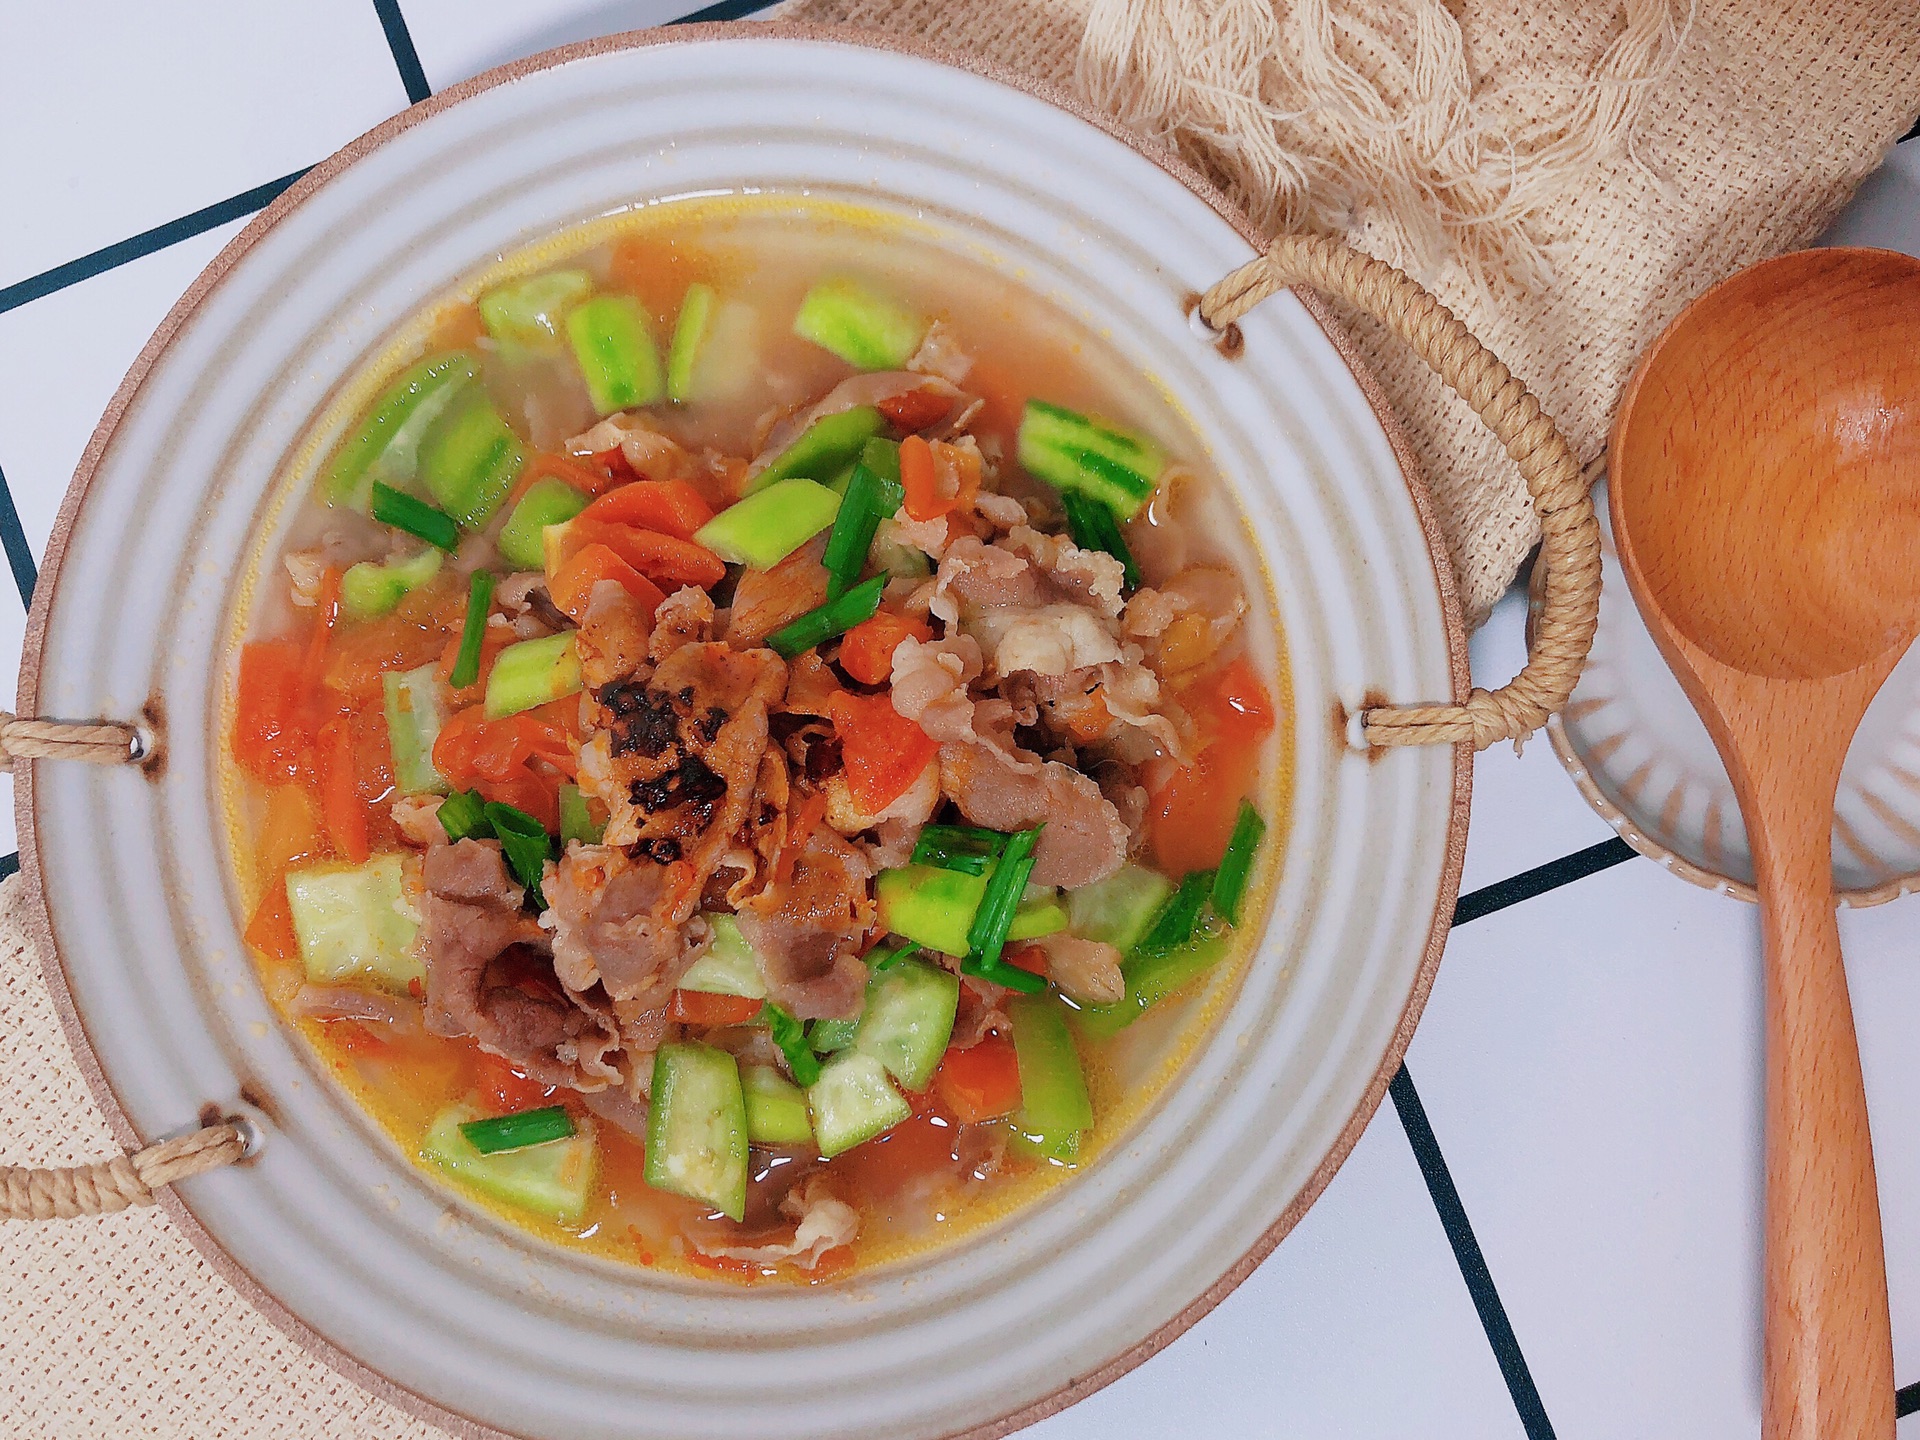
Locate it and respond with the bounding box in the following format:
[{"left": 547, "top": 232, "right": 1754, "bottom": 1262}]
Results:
[
  {"left": 808, "top": 1050, "right": 911, "bottom": 1158},
  {"left": 485, "top": 632, "right": 582, "bottom": 719},
  {"left": 382, "top": 664, "right": 449, "bottom": 796},
  {"left": 741, "top": 1064, "right": 814, "bottom": 1146},
  {"left": 420, "top": 393, "right": 525, "bottom": 530},
  {"left": 568, "top": 294, "right": 664, "bottom": 415},
  {"left": 285, "top": 854, "right": 423, "bottom": 992},
  {"left": 497, "top": 477, "right": 590, "bottom": 570},
  {"left": 793, "top": 278, "right": 926, "bottom": 370},
  {"left": 421, "top": 1103, "right": 597, "bottom": 1223},
  {"left": 479, "top": 269, "right": 593, "bottom": 349},
  {"left": 692, "top": 478, "right": 842, "bottom": 569},
  {"left": 875, "top": 864, "right": 989, "bottom": 957}
]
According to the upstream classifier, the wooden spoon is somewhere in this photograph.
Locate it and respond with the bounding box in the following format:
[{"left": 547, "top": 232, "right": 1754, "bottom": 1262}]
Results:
[{"left": 1610, "top": 247, "right": 1920, "bottom": 1440}]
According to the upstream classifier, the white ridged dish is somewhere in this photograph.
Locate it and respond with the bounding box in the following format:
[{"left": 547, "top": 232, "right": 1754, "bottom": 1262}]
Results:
[
  {"left": 18, "top": 27, "right": 1469, "bottom": 1440},
  {"left": 1544, "top": 480, "right": 1920, "bottom": 905}
]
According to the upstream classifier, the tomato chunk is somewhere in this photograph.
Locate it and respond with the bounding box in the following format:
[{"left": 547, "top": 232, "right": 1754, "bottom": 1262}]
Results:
[
  {"left": 934, "top": 1034, "right": 1022, "bottom": 1123},
  {"left": 827, "top": 690, "right": 936, "bottom": 814},
  {"left": 877, "top": 387, "right": 953, "bottom": 431},
  {"left": 232, "top": 639, "right": 315, "bottom": 782},
  {"left": 1148, "top": 656, "right": 1275, "bottom": 875}
]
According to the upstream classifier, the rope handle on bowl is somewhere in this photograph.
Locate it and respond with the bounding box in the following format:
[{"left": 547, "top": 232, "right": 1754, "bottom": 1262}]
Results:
[
  {"left": 0, "top": 712, "right": 147, "bottom": 770},
  {"left": 1200, "top": 233, "right": 1602, "bottom": 750},
  {"left": 2, "top": 1123, "right": 247, "bottom": 1222},
  {"left": 0, "top": 711, "right": 241, "bottom": 1222}
]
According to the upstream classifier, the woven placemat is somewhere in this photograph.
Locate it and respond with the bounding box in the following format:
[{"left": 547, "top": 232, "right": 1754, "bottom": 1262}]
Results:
[
  {"left": 0, "top": 874, "right": 439, "bottom": 1439},
  {"left": 778, "top": 0, "right": 1920, "bottom": 624}
]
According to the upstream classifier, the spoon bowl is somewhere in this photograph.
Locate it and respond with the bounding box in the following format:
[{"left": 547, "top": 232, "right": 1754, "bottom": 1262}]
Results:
[{"left": 1611, "top": 246, "right": 1920, "bottom": 1440}]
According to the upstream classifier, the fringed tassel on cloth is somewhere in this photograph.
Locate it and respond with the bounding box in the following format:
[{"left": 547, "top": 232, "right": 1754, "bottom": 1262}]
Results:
[{"left": 1075, "top": 0, "right": 1695, "bottom": 289}]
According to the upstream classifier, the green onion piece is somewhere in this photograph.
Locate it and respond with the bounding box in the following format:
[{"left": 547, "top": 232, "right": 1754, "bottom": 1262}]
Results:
[
  {"left": 977, "top": 954, "right": 1047, "bottom": 994},
  {"left": 964, "top": 825, "right": 1043, "bottom": 979},
  {"left": 762, "top": 1002, "right": 823, "bottom": 1087},
  {"left": 370, "top": 481, "right": 461, "bottom": 552},
  {"left": 1210, "top": 802, "right": 1267, "bottom": 926},
  {"left": 449, "top": 568, "right": 496, "bottom": 690},
  {"left": 865, "top": 940, "right": 918, "bottom": 971},
  {"left": 458, "top": 1105, "right": 574, "bottom": 1155},
  {"left": 766, "top": 574, "right": 885, "bottom": 660},
  {"left": 821, "top": 459, "right": 905, "bottom": 601},
  {"left": 437, "top": 788, "right": 492, "bottom": 843},
  {"left": 1059, "top": 490, "right": 1140, "bottom": 590},
  {"left": 909, "top": 822, "right": 1008, "bottom": 876},
  {"left": 1132, "top": 868, "right": 1216, "bottom": 960},
  {"left": 484, "top": 800, "right": 554, "bottom": 906}
]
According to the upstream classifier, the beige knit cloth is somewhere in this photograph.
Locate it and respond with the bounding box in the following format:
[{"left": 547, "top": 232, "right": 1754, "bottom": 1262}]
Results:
[
  {"left": 5, "top": 8, "right": 1919, "bottom": 1435},
  {"left": 779, "top": 0, "right": 1920, "bottom": 623}
]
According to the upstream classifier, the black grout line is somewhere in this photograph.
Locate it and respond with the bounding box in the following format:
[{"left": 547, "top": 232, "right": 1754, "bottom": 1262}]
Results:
[
  {"left": 1898, "top": 1381, "right": 1920, "bottom": 1418},
  {"left": 0, "top": 853, "right": 17, "bottom": 881},
  {"left": 0, "top": 168, "right": 312, "bottom": 318},
  {"left": 1392, "top": 1064, "right": 1557, "bottom": 1439},
  {"left": 1453, "top": 837, "right": 1637, "bottom": 927},
  {"left": 670, "top": 0, "right": 785, "bottom": 22},
  {"left": 371, "top": 0, "right": 432, "bottom": 105},
  {"left": 0, "top": 464, "right": 36, "bottom": 607}
]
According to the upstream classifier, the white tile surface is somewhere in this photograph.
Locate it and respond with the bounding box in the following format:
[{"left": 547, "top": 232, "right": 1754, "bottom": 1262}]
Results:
[
  {"left": 1029, "top": 1107, "right": 1525, "bottom": 1440},
  {"left": 399, "top": 0, "right": 721, "bottom": 93},
  {"left": 0, "top": 226, "right": 241, "bottom": 560},
  {"left": 0, "top": 4, "right": 407, "bottom": 289},
  {"left": 1411, "top": 862, "right": 1769, "bottom": 1439}
]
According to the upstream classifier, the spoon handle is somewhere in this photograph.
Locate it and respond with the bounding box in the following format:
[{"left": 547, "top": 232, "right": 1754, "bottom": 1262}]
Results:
[{"left": 1751, "top": 792, "right": 1894, "bottom": 1440}]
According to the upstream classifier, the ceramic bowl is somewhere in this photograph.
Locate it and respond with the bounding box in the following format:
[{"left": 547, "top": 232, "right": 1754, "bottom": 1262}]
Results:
[{"left": 19, "top": 26, "right": 1468, "bottom": 1440}]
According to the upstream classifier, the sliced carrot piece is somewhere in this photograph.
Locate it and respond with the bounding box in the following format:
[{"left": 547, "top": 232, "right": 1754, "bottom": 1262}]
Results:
[
  {"left": 899, "top": 434, "right": 944, "bottom": 522},
  {"left": 566, "top": 519, "right": 727, "bottom": 590},
  {"left": 548, "top": 541, "right": 668, "bottom": 623},
  {"left": 579, "top": 479, "right": 715, "bottom": 540},
  {"left": 837, "top": 609, "right": 932, "bottom": 686},
  {"left": 670, "top": 990, "right": 766, "bottom": 1027}
]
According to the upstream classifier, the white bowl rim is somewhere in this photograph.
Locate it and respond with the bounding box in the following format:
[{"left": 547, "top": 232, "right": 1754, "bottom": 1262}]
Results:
[{"left": 16, "top": 21, "right": 1472, "bottom": 1440}]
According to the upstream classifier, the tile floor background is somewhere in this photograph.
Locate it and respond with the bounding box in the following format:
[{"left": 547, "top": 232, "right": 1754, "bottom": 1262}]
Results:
[{"left": 2, "top": 6, "right": 1917, "bottom": 1436}]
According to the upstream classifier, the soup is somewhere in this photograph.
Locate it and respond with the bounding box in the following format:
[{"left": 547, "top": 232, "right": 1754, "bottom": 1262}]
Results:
[{"left": 225, "top": 195, "right": 1287, "bottom": 1281}]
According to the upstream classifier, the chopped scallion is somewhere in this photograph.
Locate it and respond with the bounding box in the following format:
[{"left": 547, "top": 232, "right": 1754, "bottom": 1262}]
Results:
[
  {"left": 762, "top": 1002, "right": 822, "bottom": 1086},
  {"left": 437, "top": 788, "right": 491, "bottom": 843},
  {"left": 964, "top": 825, "right": 1043, "bottom": 980},
  {"left": 449, "top": 568, "right": 495, "bottom": 690},
  {"left": 865, "top": 939, "right": 918, "bottom": 971},
  {"left": 1060, "top": 490, "right": 1140, "bottom": 590},
  {"left": 458, "top": 1105, "right": 574, "bottom": 1155},
  {"left": 370, "top": 481, "right": 460, "bottom": 552},
  {"left": 821, "top": 458, "right": 905, "bottom": 600},
  {"left": 766, "top": 574, "right": 885, "bottom": 660},
  {"left": 1132, "top": 868, "right": 1215, "bottom": 960},
  {"left": 909, "top": 822, "right": 1007, "bottom": 876},
  {"left": 1210, "top": 802, "right": 1267, "bottom": 926},
  {"left": 979, "top": 953, "right": 1046, "bottom": 994},
  {"left": 484, "top": 800, "right": 554, "bottom": 905}
]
